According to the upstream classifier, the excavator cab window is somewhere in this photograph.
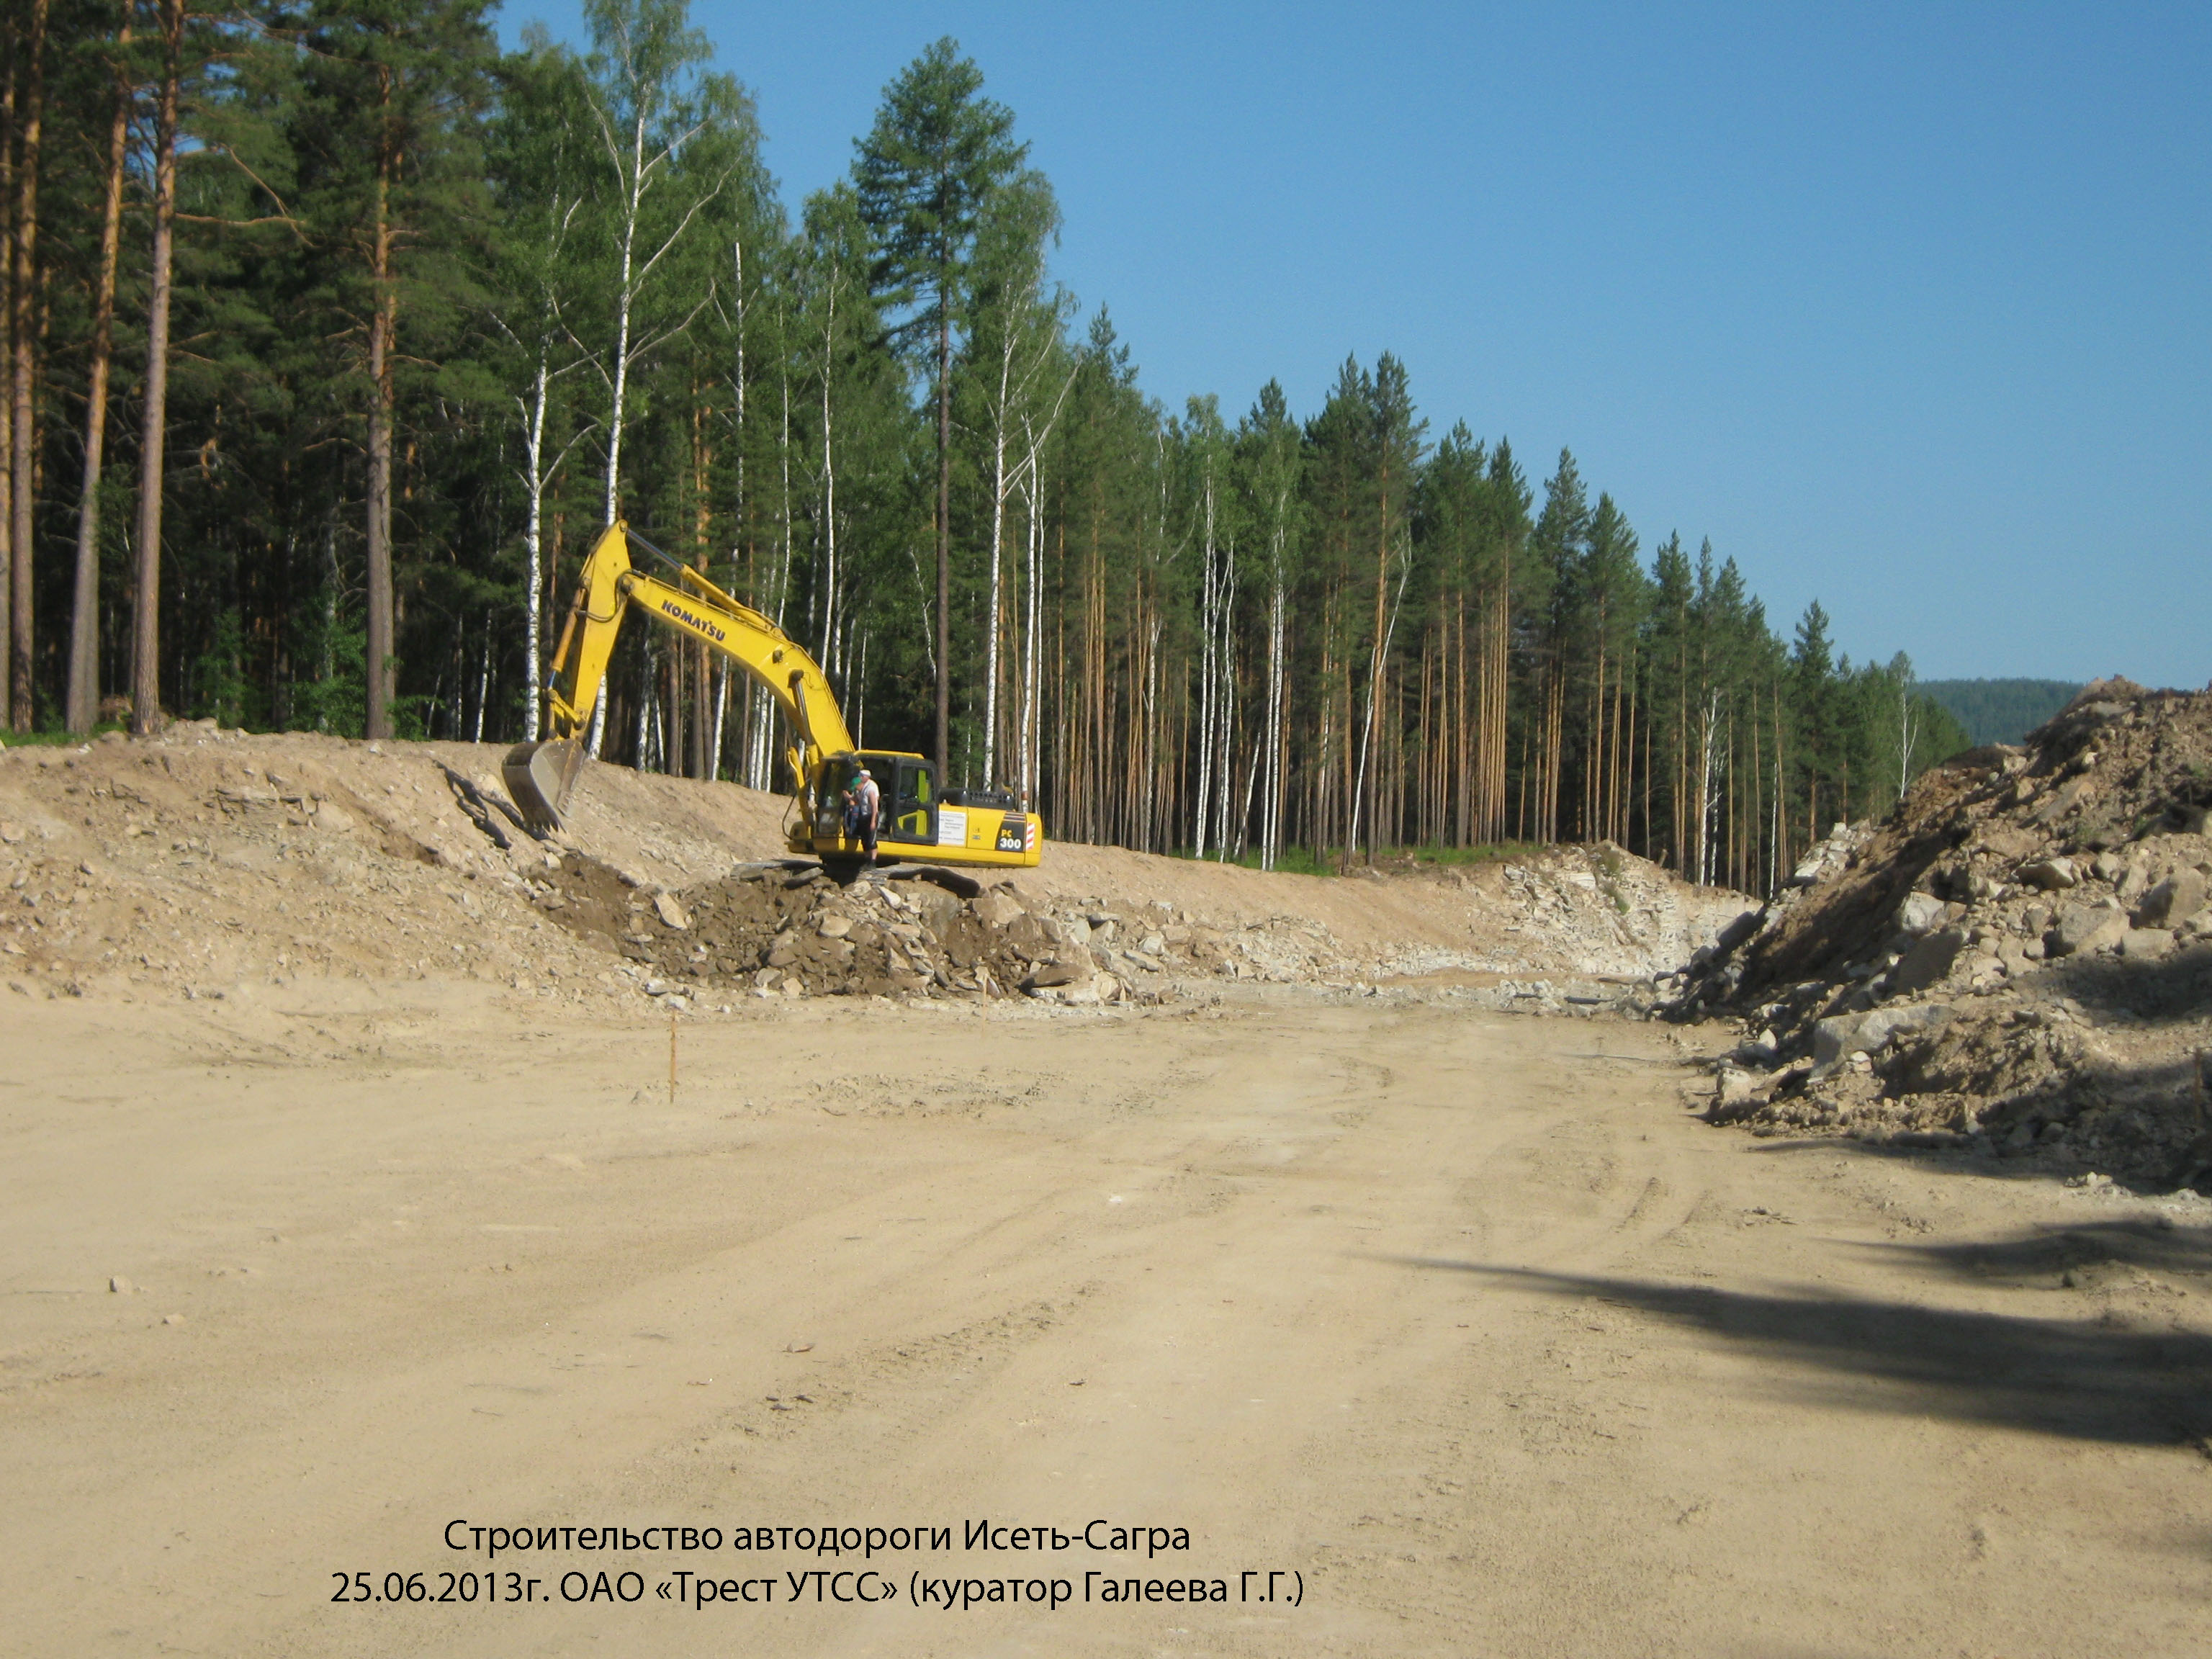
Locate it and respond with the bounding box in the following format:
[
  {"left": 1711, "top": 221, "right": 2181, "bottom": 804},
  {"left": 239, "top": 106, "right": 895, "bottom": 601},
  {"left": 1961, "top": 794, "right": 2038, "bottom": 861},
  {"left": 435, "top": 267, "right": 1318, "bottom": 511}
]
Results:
[
  {"left": 813, "top": 758, "right": 862, "bottom": 842},
  {"left": 888, "top": 759, "right": 935, "bottom": 845}
]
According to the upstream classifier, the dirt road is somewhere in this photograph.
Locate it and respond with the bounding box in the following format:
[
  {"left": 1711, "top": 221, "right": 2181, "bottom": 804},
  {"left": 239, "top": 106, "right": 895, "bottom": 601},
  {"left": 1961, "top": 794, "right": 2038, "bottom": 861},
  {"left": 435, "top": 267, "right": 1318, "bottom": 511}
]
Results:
[{"left": 4, "top": 985, "right": 2207, "bottom": 1656}]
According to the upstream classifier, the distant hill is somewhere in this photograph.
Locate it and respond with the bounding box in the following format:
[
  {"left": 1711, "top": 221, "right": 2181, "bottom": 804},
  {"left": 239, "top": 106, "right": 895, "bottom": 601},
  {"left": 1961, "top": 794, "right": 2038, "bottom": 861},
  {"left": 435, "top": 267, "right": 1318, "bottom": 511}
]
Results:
[{"left": 1917, "top": 678, "right": 2082, "bottom": 745}]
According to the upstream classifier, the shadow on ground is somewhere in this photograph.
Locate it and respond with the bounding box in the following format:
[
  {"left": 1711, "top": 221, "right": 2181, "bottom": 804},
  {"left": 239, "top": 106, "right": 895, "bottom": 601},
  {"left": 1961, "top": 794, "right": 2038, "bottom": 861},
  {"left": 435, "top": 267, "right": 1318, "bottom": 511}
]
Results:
[
  {"left": 1861, "top": 1218, "right": 2212, "bottom": 1287},
  {"left": 1742, "top": 1110, "right": 2212, "bottom": 1196},
  {"left": 1397, "top": 1259, "right": 2212, "bottom": 1447},
  {"left": 2045, "top": 943, "right": 2212, "bottom": 1026}
]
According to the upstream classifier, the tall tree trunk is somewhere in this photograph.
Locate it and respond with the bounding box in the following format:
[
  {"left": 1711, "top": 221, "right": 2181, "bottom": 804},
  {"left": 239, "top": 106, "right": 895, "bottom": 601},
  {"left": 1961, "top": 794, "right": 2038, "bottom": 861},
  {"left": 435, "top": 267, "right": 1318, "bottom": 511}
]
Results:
[
  {"left": 0, "top": 21, "right": 15, "bottom": 727},
  {"left": 933, "top": 295, "right": 950, "bottom": 779},
  {"left": 130, "top": 0, "right": 181, "bottom": 736},
  {"left": 1361, "top": 501, "right": 1390, "bottom": 862},
  {"left": 66, "top": 22, "right": 127, "bottom": 733},
  {"left": 688, "top": 392, "right": 711, "bottom": 780},
  {"left": 364, "top": 84, "right": 397, "bottom": 738},
  {"left": 7, "top": 0, "right": 43, "bottom": 729},
  {"left": 817, "top": 264, "right": 839, "bottom": 684},
  {"left": 602, "top": 109, "right": 647, "bottom": 526},
  {"left": 519, "top": 349, "right": 550, "bottom": 738},
  {"left": 470, "top": 613, "right": 490, "bottom": 741},
  {"left": 981, "top": 307, "right": 1013, "bottom": 788}
]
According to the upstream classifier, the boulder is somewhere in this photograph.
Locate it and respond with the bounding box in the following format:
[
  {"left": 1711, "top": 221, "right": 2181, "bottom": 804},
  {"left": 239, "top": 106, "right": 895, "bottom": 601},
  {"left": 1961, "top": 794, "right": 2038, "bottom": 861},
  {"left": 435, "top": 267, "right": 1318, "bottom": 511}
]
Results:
[
  {"left": 1891, "top": 926, "right": 1969, "bottom": 994},
  {"left": 1974, "top": 824, "right": 2041, "bottom": 862},
  {"left": 2133, "top": 868, "right": 2207, "bottom": 930},
  {"left": 2020, "top": 857, "right": 2079, "bottom": 891},
  {"left": 652, "top": 892, "right": 691, "bottom": 930},
  {"left": 816, "top": 914, "right": 853, "bottom": 939},
  {"left": 1732, "top": 1030, "right": 1781, "bottom": 1066},
  {"left": 2027, "top": 776, "right": 2093, "bottom": 827},
  {"left": 971, "top": 890, "right": 1025, "bottom": 930},
  {"left": 1022, "top": 956, "right": 1092, "bottom": 991},
  {"left": 1812, "top": 1002, "right": 1954, "bottom": 1072},
  {"left": 1895, "top": 891, "right": 1949, "bottom": 937},
  {"left": 2049, "top": 902, "right": 2128, "bottom": 957},
  {"left": 2118, "top": 927, "right": 2175, "bottom": 961}
]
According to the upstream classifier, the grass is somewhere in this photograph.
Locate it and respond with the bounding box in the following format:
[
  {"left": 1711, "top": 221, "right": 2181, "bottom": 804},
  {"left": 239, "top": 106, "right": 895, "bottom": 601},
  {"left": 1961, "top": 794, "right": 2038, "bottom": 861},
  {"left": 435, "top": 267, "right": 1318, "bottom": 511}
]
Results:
[{"left": 0, "top": 722, "right": 130, "bottom": 747}]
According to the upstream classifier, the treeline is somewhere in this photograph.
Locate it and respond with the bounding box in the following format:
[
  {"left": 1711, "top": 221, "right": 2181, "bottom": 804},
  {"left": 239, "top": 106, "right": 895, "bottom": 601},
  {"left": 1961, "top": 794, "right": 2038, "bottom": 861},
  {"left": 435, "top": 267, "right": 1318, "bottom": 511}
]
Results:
[
  {"left": 0, "top": 0, "right": 1966, "bottom": 893},
  {"left": 1917, "top": 679, "right": 2081, "bottom": 747}
]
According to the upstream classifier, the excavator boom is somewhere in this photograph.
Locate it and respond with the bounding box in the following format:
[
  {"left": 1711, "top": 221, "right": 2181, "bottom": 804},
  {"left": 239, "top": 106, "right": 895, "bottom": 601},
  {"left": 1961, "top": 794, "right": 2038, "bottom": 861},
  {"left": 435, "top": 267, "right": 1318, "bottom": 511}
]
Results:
[{"left": 505, "top": 523, "right": 1042, "bottom": 871}]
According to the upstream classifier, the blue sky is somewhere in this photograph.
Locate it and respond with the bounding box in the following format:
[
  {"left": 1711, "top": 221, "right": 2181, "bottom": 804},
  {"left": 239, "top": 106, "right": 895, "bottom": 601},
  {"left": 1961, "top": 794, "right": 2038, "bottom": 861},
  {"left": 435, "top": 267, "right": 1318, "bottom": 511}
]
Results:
[{"left": 503, "top": 2, "right": 2211, "bottom": 688}]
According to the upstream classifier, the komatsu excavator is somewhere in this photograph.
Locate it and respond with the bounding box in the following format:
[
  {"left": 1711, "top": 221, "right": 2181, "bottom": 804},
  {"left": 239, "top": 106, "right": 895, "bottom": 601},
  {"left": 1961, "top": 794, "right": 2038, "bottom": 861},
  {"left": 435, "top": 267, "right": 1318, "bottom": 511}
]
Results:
[{"left": 502, "top": 522, "right": 1043, "bottom": 871}]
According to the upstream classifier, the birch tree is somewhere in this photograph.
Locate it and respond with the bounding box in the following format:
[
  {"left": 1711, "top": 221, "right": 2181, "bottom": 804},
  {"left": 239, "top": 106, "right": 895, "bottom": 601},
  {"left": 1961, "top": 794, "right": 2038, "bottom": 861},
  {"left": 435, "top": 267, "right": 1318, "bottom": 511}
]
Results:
[
  {"left": 490, "top": 34, "right": 597, "bottom": 739},
  {"left": 966, "top": 168, "right": 1066, "bottom": 788},
  {"left": 1236, "top": 382, "right": 1300, "bottom": 868},
  {"left": 579, "top": 0, "right": 727, "bottom": 526}
]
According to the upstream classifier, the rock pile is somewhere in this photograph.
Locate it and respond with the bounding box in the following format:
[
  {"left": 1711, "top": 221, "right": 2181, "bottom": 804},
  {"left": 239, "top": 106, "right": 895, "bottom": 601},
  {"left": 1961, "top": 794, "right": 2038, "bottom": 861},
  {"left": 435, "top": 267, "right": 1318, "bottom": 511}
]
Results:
[
  {"left": 539, "top": 858, "right": 1287, "bottom": 1007},
  {"left": 1667, "top": 679, "right": 2212, "bottom": 1189}
]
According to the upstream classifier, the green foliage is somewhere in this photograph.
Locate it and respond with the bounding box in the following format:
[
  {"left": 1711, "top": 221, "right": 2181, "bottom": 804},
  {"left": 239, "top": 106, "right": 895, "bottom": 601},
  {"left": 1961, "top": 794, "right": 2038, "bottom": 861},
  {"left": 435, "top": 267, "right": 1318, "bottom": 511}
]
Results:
[
  {"left": 292, "top": 611, "right": 369, "bottom": 738},
  {"left": 852, "top": 37, "right": 1024, "bottom": 367},
  {"left": 9, "top": 6, "right": 1961, "bottom": 900},
  {"left": 189, "top": 611, "right": 258, "bottom": 729},
  {"left": 1917, "top": 678, "right": 2083, "bottom": 745}
]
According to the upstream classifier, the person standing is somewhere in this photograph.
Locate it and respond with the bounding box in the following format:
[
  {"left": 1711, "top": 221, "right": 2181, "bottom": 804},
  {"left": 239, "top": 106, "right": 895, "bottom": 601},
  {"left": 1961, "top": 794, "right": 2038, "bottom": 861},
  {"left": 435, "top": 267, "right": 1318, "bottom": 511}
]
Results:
[{"left": 853, "top": 765, "right": 881, "bottom": 859}]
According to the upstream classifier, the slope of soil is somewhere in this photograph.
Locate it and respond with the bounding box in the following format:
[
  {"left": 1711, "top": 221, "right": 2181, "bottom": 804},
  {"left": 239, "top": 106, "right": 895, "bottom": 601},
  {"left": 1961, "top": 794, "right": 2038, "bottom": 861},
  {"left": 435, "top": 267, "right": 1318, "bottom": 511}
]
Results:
[
  {"left": 1668, "top": 679, "right": 2212, "bottom": 1190},
  {"left": 0, "top": 725, "right": 1746, "bottom": 1014}
]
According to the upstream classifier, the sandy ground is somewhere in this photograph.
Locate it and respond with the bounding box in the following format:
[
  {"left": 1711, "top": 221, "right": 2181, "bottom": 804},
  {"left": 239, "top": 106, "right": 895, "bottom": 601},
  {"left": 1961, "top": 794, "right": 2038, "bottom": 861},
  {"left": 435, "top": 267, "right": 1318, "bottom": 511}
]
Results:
[{"left": 5, "top": 980, "right": 2208, "bottom": 1657}]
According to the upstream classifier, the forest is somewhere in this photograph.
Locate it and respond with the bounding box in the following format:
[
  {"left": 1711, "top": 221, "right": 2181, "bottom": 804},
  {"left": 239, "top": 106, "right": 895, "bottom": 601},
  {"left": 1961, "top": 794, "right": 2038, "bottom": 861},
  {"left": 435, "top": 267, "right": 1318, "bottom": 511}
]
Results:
[
  {"left": 0, "top": 0, "right": 1970, "bottom": 894},
  {"left": 1917, "top": 679, "right": 2081, "bottom": 747}
]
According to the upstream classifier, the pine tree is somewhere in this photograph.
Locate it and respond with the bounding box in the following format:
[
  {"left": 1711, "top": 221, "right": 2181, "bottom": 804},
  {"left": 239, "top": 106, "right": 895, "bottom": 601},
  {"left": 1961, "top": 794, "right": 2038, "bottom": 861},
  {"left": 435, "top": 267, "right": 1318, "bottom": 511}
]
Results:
[
  {"left": 1791, "top": 598, "right": 1837, "bottom": 848},
  {"left": 1238, "top": 381, "right": 1301, "bottom": 866},
  {"left": 63, "top": 4, "right": 135, "bottom": 733},
  {"left": 289, "top": 0, "right": 497, "bottom": 737},
  {"left": 1526, "top": 449, "right": 1589, "bottom": 842},
  {"left": 853, "top": 37, "right": 1023, "bottom": 779}
]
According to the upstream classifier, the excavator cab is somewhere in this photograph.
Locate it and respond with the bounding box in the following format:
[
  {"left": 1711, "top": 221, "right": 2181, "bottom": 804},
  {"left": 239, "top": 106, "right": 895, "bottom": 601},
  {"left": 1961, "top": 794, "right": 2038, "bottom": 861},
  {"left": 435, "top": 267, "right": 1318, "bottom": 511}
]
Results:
[
  {"left": 880, "top": 756, "right": 938, "bottom": 847},
  {"left": 811, "top": 752, "right": 938, "bottom": 855}
]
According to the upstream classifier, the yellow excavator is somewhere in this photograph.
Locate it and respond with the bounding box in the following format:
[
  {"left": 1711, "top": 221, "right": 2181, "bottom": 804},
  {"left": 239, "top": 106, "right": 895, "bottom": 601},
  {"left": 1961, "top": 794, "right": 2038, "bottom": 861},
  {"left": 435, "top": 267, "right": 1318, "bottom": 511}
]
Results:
[{"left": 503, "top": 522, "right": 1043, "bottom": 871}]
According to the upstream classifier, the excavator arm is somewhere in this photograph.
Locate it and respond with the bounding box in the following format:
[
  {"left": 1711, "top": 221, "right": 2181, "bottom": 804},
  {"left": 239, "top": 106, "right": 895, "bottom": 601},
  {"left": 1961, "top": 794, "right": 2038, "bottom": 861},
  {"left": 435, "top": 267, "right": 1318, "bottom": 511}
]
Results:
[
  {"left": 503, "top": 520, "right": 1044, "bottom": 872},
  {"left": 505, "top": 522, "right": 854, "bottom": 832}
]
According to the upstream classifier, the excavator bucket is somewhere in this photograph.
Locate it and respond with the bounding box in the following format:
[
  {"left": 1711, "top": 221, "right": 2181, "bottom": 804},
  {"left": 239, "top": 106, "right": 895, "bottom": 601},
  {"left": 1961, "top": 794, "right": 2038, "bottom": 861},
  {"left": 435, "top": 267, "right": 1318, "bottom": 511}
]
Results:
[{"left": 503, "top": 739, "right": 582, "bottom": 836}]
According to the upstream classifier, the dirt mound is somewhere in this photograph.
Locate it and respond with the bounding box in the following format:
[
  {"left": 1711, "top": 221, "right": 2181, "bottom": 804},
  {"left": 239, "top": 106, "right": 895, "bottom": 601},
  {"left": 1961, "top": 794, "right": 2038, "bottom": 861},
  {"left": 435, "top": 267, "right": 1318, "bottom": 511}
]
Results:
[
  {"left": 543, "top": 858, "right": 1174, "bottom": 1006},
  {"left": 0, "top": 724, "right": 1744, "bottom": 1015},
  {"left": 1671, "top": 679, "right": 2212, "bottom": 1189}
]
